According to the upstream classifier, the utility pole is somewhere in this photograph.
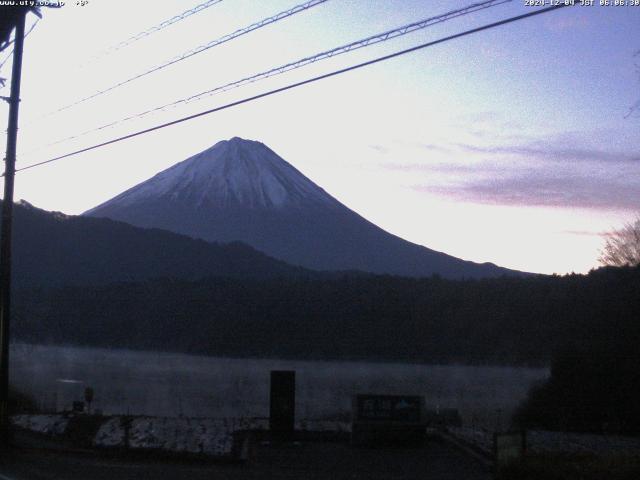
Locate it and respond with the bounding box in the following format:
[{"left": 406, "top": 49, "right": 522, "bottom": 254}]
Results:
[{"left": 0, "top": 9, "right": 26, "bottom": 448}]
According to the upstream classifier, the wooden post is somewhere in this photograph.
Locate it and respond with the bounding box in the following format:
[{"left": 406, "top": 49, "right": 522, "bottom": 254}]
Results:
[{"left": 0, "top": 10, "right": 26, "bottom": 448}]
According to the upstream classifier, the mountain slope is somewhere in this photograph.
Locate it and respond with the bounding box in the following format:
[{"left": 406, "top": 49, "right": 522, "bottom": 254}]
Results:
[
  {"left": 4, "top": 200, "right": 309, "bottom": 288},
  {"left": 86, "top": 137, "right": 525, "bottom": 279}
]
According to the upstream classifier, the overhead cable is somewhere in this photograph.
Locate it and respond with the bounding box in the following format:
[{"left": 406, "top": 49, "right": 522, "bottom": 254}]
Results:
[
  {"left": 0, "top": 18, "right": 40, "bottom": 74},
  {"left": 79, "top": 0, "right": 222, "bottom": 68},
  {"left": 42, "top": 0, "right": 328, "bottom": 117},
  {"left": 35, "top": 0, "right": 510, "bottom": 149},
  {"left": 86, "top": 0, "right": 225, "bottom": 61},
  {"left": 14, "top": 4, "right": 571, "bottom": 175}
]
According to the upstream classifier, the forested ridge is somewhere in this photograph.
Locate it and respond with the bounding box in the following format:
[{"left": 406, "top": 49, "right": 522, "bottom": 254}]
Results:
[{"left": 13, "top": 265, "right": 639, "bottom": 366}]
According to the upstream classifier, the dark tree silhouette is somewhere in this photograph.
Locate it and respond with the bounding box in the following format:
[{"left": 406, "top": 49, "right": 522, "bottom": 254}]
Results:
[{"left": 599, "top": 216, "right": 640, "bottom": 267}]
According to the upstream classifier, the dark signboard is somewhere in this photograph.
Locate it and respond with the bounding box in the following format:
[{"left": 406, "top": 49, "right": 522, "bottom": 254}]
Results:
[
  {"left": 84, "top": 387, "right": 94, "bottom": 404},
  {"left": 270, "top": 370, "right": 295, "bottom": 438},
  {"left": 354, "top": 395, "right": 423, "bottom": 423}
]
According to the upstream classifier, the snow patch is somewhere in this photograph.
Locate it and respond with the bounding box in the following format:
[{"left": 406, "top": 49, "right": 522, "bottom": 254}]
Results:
[
  {"left": 87, "top": 137, "right": 340, "bottom": 213},
  {"left": 11, "top": 414, "right": 69, "bottom": 435},
  {"left": 448, "top": 427, "right": 640, "bottom": 456},
  {"left": 92, "top": 417, "right": 269, "bottom": 456},
  {"left": 93, "top": 417, "right": 125, "bottom": 447},
  {"left": 14, "top": 413, "right": 352, "bottom": 458}
]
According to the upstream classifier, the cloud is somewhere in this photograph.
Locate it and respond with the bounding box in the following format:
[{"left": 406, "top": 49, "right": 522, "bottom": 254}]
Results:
[
  {"left": 449, "top": 111, "right": 531, "bottom": 141},
  {"left": 454, "top": 142, "right": 640, "bottom": 164},
  {"left": 383, "top": 161, "right": 503, "bottom": 175},
  {"left": 396, "top": 137, "right": 639, "bottom": 211},
  {"left": 415, "top": 171, "right": 640, "bottom": 211},
  {"left": 370, "top": 141, "right": 451, "bottom": 156},
  {"left": 561, "top": 230, "right": 609, "bottom": 237},
  {"left": 414, "top": 143, "right": 450, "bottom": 153},
  {"left": 375, "top": 121, "right": 640, "bottom": 212}
]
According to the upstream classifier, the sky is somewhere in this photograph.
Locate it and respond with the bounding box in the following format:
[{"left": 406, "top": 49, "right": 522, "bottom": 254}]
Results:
[{"left": 0, "top": 0, "right": 639, "bottom": 275}]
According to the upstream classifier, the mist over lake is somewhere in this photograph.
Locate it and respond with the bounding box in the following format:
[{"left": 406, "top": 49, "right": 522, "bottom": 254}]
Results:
[{"left": 10, "top": 344, "right": 547, "bottom": 429}]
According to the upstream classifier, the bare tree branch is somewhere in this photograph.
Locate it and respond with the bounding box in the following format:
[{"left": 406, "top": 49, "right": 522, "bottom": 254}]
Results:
[
  {"left": 627, "top": 50, "right": 640, "bottom": 119},
  {"left": 599, "top": 215, "right": 640, "bottom": 267}
]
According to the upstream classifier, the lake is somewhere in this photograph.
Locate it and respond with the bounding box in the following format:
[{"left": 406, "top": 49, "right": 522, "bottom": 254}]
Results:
[{"left": 10, "top": 344, "right": 548, "bottom": 430}]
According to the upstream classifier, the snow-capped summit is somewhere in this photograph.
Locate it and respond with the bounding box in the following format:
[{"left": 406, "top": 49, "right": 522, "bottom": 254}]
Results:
[
  {"left": 86, "top": 137, "right": 523, "bottom": 278},
  {"left": 94, "top": 137, "right": 339, "bottom": 211}
]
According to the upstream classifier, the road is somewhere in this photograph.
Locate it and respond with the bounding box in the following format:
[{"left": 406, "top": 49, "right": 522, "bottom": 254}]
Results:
[{"left": 0, "top": 438, "right": 491, "bottom": 480}]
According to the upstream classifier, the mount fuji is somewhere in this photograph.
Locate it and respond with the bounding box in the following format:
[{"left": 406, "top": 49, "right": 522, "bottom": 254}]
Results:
[{"left": 85, "top": 137, "right": 522, "bottom": 278}]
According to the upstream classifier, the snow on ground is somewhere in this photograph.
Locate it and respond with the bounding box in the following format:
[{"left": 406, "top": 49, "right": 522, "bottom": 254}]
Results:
[
  {"left": 19, "top": 414, "right": 639, "bottom": 459},
  {"left": 527, "top": 430, "right": 640, "bottom": 456},
  {"left": 125, "top": 417, "right": 269, "bottom": 456},
  {"left": 92, "top": 417, "right": 124, "bottom": 447},
  {"left": 11, "top": 414, "right": 69, "bottom": 435},
  {"left": 448, "top": 427, "right": 640, "bottom": 457},
  {"left": 447, "top": 427, "right": 494, "bottom": 453},
  {"left": 12, "top": 414, "right": 351, "bottom": 458},
  {"left": 97, "top": 417, "right": 351, "bottom": 456}
]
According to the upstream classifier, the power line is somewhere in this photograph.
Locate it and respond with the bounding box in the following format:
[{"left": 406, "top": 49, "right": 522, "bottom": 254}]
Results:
[
  {"left": 89, "top": 0, "right": 222, "bottom": 59},
  {"left": 82, "top": 0, "right": 225, "bottom": 64},
  {"left": 41, "top": 0, "right": 328, "bottom": 118},
  {"left": 0, "top": 48, "right": 12, "bottom": 74},
  {"left": 30, "top": 0, "right": 510, "bottom": 151},
  {"left": 13, "top": 4, "right": 571, "bottom": 176},
  {"left": 0, "top": 18, "right": 39, "bottom": 75}
]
